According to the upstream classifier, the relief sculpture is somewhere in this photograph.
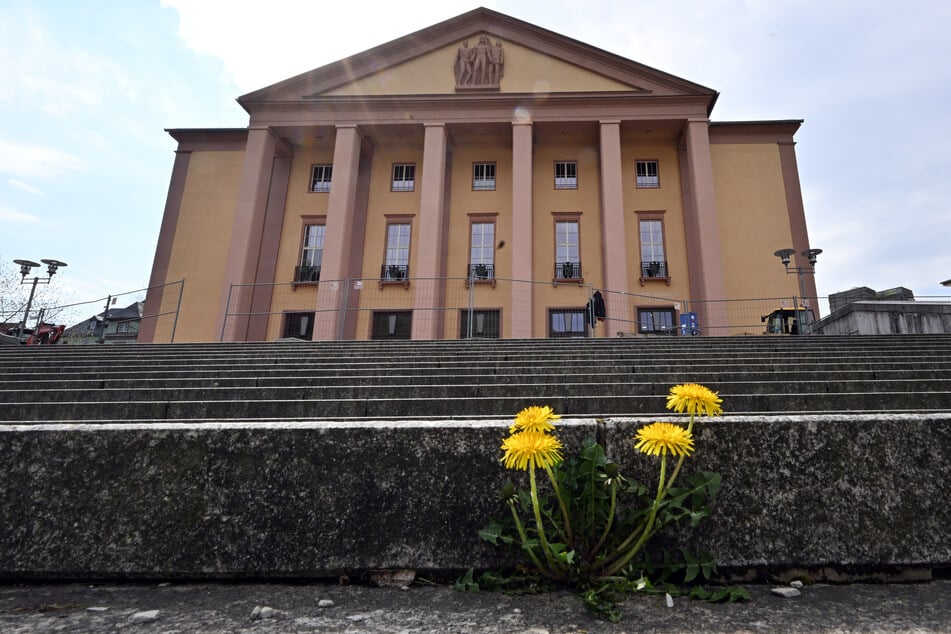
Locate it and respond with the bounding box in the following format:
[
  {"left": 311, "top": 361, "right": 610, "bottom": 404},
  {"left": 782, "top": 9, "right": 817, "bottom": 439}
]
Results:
[{"left": 455, "top": 36, "right": 503, "bottom": 89}]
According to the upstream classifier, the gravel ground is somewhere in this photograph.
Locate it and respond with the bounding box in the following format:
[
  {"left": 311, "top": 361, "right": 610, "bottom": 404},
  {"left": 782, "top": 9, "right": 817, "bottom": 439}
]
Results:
[{"left": 0, "top": 579, "right": 948, "bottom": 633}]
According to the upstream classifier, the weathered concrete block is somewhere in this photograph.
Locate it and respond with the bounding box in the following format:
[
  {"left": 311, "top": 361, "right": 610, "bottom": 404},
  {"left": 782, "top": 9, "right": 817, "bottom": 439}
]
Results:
[
  {"left": 603, "top": 414, "right": 951, "bottom": 568},
  {"left": 0, "top": 415, "right": 948, "bottom": 579}
]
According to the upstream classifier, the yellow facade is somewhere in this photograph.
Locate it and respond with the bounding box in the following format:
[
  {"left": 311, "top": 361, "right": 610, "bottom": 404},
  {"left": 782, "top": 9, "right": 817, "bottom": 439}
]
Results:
[{"left": 142, "top": 8, "right": 814, "bottom": 343}]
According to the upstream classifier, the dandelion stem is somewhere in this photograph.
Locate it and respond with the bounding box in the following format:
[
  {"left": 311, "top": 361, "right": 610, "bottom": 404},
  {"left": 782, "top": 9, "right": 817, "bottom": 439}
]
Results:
[
  {"left": 662, "top": 414, "right": 695, "bottom": 496},
  {"left": 507, "top": 500, "right": 551, "bottom": 578},
  {"left": 529, "top": 463, "right": 563, "bottom": 578},
  {"left": 543, "top": 463, "right": 573, "bottom": 546},
  {"left": 589, "top": 480, "right": 617, "bottom": 560},
  {"left": 599, "top": 454, "right": 667, "bottom": 578}
]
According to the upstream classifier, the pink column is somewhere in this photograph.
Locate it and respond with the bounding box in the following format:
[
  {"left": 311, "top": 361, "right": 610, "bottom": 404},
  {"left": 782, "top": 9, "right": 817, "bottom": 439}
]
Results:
[
  {"left": 510, "top": 122, "right": 534, "bottom": 339},
  {"left": 598, "top": 120, "right": 630, "bottom": 337},
  {"left": 681, "top": 118, "right": 728, "bottom": 334},
  {"left": 219, "top": 127, "right": 278, "bottom": 342},
  {"left": 312, "top": 125, "right": 363, "bottom": 341},
  {"left": 411, "top": 123, "right": 449, "bottom": 340}
]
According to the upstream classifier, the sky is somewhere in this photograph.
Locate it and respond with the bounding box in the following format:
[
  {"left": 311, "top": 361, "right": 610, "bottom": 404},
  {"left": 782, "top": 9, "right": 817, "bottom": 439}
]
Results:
[{"left": 1, "top": 0, "right": 949, "bottom": 325}]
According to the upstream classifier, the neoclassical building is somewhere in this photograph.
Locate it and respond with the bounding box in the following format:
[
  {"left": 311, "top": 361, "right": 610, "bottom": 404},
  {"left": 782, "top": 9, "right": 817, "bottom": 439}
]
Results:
[{"left": 140, "top": 7, "right": 816, "bottom": 343}]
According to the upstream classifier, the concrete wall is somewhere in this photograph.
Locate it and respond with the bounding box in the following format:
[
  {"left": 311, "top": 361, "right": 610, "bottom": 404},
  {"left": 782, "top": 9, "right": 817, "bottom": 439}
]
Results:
[
  {"left": 815, "top": 301, "right": 951, "bottom": 335},
  {"left": 2, "top": 415, "right": 947, "bottom": 580}
]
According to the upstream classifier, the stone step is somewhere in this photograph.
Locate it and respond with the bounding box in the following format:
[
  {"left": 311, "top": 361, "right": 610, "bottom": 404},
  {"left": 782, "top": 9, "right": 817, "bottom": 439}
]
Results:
[
  {"left": 4, "top": 389, "right": 951, "bottom": 422},
  {"left": 3, "top": 366, "right": 951, "bottom": 391},
  {"left": 3, "top": 376, "right": 951, "bottom": 405}
]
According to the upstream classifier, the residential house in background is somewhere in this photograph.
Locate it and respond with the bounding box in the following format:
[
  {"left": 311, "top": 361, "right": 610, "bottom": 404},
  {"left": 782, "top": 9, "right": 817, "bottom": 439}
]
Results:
[{"left": 62, "top": 302, "right": 144, "bottom": 344}]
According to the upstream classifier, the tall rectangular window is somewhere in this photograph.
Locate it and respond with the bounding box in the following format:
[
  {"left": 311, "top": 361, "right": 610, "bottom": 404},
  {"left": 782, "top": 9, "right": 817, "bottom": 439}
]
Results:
[
  {"left": 554, "top": 161, "right": 577, "bottom": 189},
  {"left": 460, "top": 309, "right": 500, "bottom": 339},
  {"left": 296, "top": 224, "right": 325, "bottom": 282},
  {"left": 555, "top": 219, "right": 580, "bottom": 279},
  {"left": 383, "top": 223, "right": 411, "bottom": 280},
  {"left": 469, "top": 221, "right": 495, "bottom": 278},
  {"left": 310, "top": 165, "right": 332, "bottom": 192},
  {"left": 638, "top": 218, "right": 667, "bottom": 277},
  {"left": 638, "top": 308, "right": 675, "bottom": 334},
  {"left": 372, "top": 311, "right": 412, "bottom": 339},
  {"left": 391, "top": 164, "right": 415, "bottom": 191},
  {"left": 635, "top": 160, "right": 659, "bottom": 188},
  {"left": 473, "top": 162, "right": 496, "bottom": 190},
  {"left": 549, "top": 309, "right": 587, "bottom": 338},
  {"left": 283, "top": 312, "right": 315, "bottom": 340}
]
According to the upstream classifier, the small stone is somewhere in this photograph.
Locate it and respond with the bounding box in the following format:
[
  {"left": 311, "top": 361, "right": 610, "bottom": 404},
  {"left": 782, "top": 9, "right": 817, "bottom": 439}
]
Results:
[
  {"left": 513, "top": 607, "right": 521, "bottom": 613},
  {"left": 790, "top": 580, "right": 804, "bottom": 589},
  {"left": 259, "top": 606, "right": 276, "bottom": 619},
  {"left": 130, "top": 610, "right": 159, "bottom": 623},
  {"left": 318, "top": 599, "right": 334, "bottom": 608},
  {"left": 158, "top": 582, "right": 171, "bottom": 587},
  {"left": 771, "top": 587, "right": 802, "bottom": 598},
  {"left": 665, "top": 593, "right": 674, "bottom": 608},
  {"left": 250, "top": 606, "right": 262, "bottom": 620},
  {"left": 86, "top": 606, "right": 109, "bottom": 612}
]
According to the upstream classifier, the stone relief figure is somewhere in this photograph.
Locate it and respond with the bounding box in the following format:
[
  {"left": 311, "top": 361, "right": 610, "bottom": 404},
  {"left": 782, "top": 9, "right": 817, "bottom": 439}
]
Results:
[{"left": 455, "top": 36, "right": 503, "bottom": 88}]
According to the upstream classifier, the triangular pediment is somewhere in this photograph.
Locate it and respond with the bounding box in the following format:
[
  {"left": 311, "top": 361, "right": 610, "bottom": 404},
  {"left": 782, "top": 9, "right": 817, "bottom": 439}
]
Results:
[{"left": 239, "top": 8, "right": 716, "bottom": 109}]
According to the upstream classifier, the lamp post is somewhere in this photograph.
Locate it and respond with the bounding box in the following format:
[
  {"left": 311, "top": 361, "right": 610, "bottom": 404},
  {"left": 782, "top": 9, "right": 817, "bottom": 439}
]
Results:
[
  {"left": 12, "top": 258, "right": 67, "bottom": 340},
  {"left": 773, "top": 248, "right": 821, "bottom": 334}
]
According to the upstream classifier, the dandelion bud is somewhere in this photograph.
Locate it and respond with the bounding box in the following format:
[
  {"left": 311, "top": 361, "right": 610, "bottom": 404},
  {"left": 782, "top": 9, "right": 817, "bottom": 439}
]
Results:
[
  {"left": 603, "top": 462, "right": 620, "bottom": 479},
  {"left": 500, "top": 481, "right": 517, "bottom": 503}
]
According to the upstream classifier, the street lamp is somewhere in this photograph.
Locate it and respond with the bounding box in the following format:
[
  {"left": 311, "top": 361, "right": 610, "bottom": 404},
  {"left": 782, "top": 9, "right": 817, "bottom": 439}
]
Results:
[
  {"left": 773, "top": 248, "right": 821, "bottom": 334},
  {"left": 12, "top": 258, "right": 67, "bottom": 339}
]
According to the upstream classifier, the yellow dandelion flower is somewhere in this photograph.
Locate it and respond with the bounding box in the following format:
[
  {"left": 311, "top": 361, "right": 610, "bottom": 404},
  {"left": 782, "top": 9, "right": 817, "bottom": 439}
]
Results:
[
  {"left": 634, "top": 422, "right": 695, "bottom": 458},
  {"left": 509, "top": 405, "right": 561, "bottom": 434},
  {"left": 666, "top": 383, "right": 723, "bottom": 417},
  {"left": 501, "top": 430, "right": 564, "bottom": 471}
]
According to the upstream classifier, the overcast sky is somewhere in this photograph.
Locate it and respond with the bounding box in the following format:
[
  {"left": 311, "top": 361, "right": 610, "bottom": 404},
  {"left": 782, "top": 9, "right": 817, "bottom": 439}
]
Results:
[{"left": 1, "top": 0, "right": 949, "bottom": 324}]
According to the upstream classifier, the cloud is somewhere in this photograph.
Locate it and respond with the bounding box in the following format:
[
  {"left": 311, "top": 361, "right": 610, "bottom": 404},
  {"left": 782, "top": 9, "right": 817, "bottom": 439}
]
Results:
[
  {"left": 6, "top": 179, "right": 43, "bottom": 195},
  {"left": 0, "top": 206, "right": 42, "bottom": 225},
  {"left": 0, "top": 140, "right": 83, "bottom": 180}
]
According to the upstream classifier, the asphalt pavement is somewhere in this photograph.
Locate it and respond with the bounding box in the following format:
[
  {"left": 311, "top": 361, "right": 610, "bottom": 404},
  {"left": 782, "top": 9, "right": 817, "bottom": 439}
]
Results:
[{"left": 1, "top": 579, "right": 948, "bottom": 632}]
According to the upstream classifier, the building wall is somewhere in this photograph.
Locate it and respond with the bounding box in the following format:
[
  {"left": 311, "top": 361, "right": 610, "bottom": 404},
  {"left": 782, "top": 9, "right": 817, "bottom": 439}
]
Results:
[{"left": 158, "top": 150, "right": 244, "bottom": 343}]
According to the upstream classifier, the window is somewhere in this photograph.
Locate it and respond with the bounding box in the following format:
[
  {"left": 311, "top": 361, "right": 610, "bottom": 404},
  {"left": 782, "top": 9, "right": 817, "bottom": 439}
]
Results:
[
  {"left": 635, "top": 160, "right": 659, "bottom": 188},
  {"left": 638, "top": 218, "right": 667, "bottom": 278},
  {"left": 469, "top": 221, "right": 495, "bottom": 279},
  {"left": 554, "top": 219, "right": 581, "bottom": 279},
  {"left": 638, "top": 308, "right": 676, "bottom": 334},
  {"left": 116, "top": 322, "right": 130, "bottom": 334},
  {"left": 382, "top": 222, "right": 411, "bottom": 280},
  {"left": 391, "top": 164, "right": 415, "bottom": 191},
  {"left": 372, "top": 311, "right": 412, "bottom": 339},
  {"left": 549, "top": 309, "right": 587, "bottom": 338},
  {"left": 283, "top": 312, "right": 315, "bottom": 340},
  {"left": 473, "top": 162, "right": 496, "bottom": 190},
  {"left": 460, "top": 310, "right": 500, "bottom": 339},
  {"left": 296, "top": 224, "right": 325, "bottom": 282},
  {"left": 554, "top": 161, "right": 577, "bottom": 189},
  {"left": 310, "top": 165, "right": 332, "bottom": 192}
]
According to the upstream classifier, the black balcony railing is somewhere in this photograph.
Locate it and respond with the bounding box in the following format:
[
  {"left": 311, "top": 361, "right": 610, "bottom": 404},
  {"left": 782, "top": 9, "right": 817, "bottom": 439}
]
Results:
[
  {"left": 381, "top": 264, "right": 409, "bottom": 281},
  {"left": 294, "top": 265, "right": 321, "bottom": 283},
  {"left": 640, "top": 260, "right": 668, "bottom": 278},
  {"left": 554, "top": 261, "right": 582, "bottom": 280},
  {"left": 468, "top": 263, "right": 495, "bottom": 280}
]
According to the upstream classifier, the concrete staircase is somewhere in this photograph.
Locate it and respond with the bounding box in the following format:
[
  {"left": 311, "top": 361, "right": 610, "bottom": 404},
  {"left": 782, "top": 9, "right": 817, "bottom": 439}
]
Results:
[
  {"left": 3, "top": 335, "right": 950, "bottom": 580},
  {"left": 3, "top": 335, "right": 951, "bottom": 422}
]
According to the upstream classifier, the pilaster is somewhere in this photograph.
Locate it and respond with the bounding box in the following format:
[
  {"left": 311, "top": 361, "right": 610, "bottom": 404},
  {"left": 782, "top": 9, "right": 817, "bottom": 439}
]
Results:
[{"left": 510, "top": 122, "right": 534, "bottom": 339}]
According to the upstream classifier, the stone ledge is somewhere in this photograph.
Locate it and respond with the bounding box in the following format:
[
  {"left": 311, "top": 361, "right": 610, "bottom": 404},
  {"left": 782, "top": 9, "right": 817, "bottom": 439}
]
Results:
[{"left": 0, "top": 415, "right": 947, "bottom": 579}]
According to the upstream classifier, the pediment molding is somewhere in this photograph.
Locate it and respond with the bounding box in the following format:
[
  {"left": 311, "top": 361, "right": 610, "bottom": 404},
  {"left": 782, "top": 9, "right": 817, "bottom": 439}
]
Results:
[{"left": 238, "top": 8, "right": 717, "bottom": 112}]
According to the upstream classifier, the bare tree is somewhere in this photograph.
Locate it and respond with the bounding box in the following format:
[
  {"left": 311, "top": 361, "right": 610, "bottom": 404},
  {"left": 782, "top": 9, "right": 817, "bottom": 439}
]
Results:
[{"left": 0, "top": 256, "right": 77, "bottom": 330}]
